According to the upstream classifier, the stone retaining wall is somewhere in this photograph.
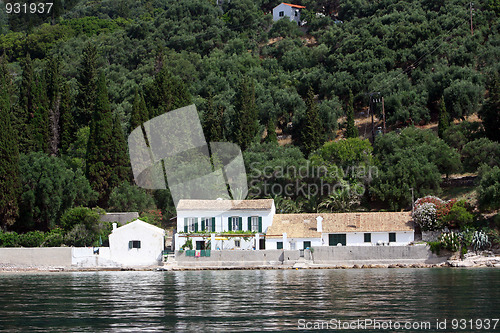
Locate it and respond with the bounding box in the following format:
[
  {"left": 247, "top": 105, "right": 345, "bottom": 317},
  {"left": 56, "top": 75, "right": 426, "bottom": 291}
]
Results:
[{"left": 0, "top": 248, "right": 72, "bottom": 267}]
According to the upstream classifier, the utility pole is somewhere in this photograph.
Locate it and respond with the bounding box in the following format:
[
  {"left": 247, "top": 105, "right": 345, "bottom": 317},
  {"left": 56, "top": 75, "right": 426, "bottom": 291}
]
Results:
[
  {"left": 470, "top": 2, "right": 474, "bottom": 36},
  {"left": 410, "top": 187, "right": 414, "bottom": 213},
  {"left": 382, "top": 97, "right": 386, "bottom": 134},
  {"left": 370, "top": 95, "right": 375, "bottom": 143},
  {"left": 367, "top": 92, "right": 381, "bottom": 143}
]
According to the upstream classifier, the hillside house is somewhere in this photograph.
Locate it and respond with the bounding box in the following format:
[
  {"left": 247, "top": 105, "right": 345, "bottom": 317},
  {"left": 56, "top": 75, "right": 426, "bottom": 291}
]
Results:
[
  {"left": 266, "top": 212, "right": 414, "bottom": 250},
  {"left": 175, "top": 199, "right": 415, "bottom": 251},
  {"left": 272, "top": 3, "right": 306, "bottom": 25},
  {"left": 175, "top": 199, "right": 275, "bottom": 251}
]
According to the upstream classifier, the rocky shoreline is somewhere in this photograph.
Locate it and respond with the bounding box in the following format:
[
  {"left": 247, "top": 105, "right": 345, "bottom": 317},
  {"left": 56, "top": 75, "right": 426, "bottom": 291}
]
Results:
[{"left": 1, "top": 255, "right": 499, "bottom": 272}]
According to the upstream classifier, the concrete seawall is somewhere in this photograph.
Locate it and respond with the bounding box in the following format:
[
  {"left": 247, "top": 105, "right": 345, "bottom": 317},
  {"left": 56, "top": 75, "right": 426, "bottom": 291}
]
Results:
[
  {"left": 0, "top": 248, "right": 72, "bottom": 268},
  {"left": 310, "top": 245, "right": 446, "bottom": 265},
  {"left": 0, "top": 246, "right": 449, "bottom": 270},
  {"left": 172, "top": 245, "right": 448, "bottom": 269}
]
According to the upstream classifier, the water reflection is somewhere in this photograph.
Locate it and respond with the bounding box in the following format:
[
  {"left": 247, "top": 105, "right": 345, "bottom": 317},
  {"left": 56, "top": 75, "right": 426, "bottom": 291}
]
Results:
[{"left": 0, "top": 268, "right": 498, "bottom": 332}]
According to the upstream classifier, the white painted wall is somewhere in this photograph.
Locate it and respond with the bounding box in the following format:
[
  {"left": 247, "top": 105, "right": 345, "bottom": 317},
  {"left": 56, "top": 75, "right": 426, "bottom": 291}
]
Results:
[
  {"left": 176, "top": 202, "right": 275, "bottom": 250},
  {"left": 177, "top": 235, "right": 257, "bottom": 251},
  {"left": 266, "top": 237, "right": 322, "bottom": 250},
  {"left": 321, "top": 231, "right": 414, "bottom": 246},
  {"left": 272, "top": 3, "right": 302, "bottom": 24},
  {"left": 71, "top": 247, "right": 120, "bottom": 267},
  {"left": 108, "top": 220, "right": 165, "bottom": 266}
]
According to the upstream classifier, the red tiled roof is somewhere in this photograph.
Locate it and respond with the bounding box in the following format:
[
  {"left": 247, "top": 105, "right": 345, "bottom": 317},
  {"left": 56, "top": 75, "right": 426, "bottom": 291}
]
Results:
[{"left": 282, "top": 3, "right": 306, "bottom": 9}]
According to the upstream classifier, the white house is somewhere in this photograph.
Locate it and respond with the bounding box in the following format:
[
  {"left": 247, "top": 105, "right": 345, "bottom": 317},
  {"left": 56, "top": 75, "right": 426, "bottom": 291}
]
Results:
[
  {"left": 266, "top": 212, "right": 414, "bottom": 250},
  {"left": 108, "top": 219, "right": 165, "bottom": 266},
  {"left": 175, "top": 199, "right": 275, "bottom": 251},
  {"left": 272, "top": 3, "right": 306, "bottom": 25}
]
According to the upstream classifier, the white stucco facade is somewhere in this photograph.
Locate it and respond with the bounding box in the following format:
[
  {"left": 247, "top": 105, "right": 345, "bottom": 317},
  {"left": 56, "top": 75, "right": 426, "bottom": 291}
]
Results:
[
  {"left": 321, "top": 231, "right": 415, "bottom": 247},
  {"left": 108, "top": 220, "right": 165, "bottom": 266},
  {"left": 272, "top": 3, "right": 304, "bottom": 25},
  {"left": 175, "top": 200, "right": 275, "bottom": 251},
  {"left": 266, "top": 237, "right": 323, "bottom": 250}
]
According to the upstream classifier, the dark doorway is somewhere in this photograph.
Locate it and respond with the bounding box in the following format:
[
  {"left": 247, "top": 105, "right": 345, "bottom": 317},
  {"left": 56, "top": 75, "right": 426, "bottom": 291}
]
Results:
[
  {"left": 196, "top": 241, "right": 205, "bottom": 250},
  {"left": 329, "top": 234, "right": 346, "bottom": 246}
]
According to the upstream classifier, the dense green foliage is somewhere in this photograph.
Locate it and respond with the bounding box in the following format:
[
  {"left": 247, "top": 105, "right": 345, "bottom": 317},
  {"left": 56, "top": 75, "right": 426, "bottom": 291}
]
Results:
[
  {"left": 0, "top": 57, "right": 20, "bottom": 229},
  {"left": 477, "top": 166, "right": 500, "bottom": 211},
  {"left": 18, "top": 152, "right": 97, "bottom": 232},
  {"left": 0, "top": 0, "right": 499, "bottom": 238},
  {"left": 108, "top": 182, "right": 156, "bottom": 213},
  {"left": 370, "top": 128, "right": 461, "bottom": 210}
]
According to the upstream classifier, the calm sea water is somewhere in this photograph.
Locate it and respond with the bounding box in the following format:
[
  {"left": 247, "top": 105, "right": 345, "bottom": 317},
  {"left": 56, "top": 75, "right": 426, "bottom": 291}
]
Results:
[{"left": 0, "top": 268, "right": 498, "bottom": 332}]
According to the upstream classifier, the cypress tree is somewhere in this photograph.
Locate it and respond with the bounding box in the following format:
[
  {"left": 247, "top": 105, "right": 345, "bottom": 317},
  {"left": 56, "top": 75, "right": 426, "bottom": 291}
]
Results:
[
  {"left": 145, "top": 67, "right": 191, "bottom": 118},
  {"left": 345, "top": 90, "right": 358, "bottom": 138},
  {"left": 301, "top": 87, "right": 323, "bottom": 156},
  {"left": 14, "top": 54, "right": 35, "bottom": 153},
  {"left": 265, "top": 117, "right": 278, "bottom": 144},
  {"left": 76, "top": 43, "right": 98, "bottom": 128},
  {"left": 0, "top": 58, "right": 20, "bottom": 229},
  {"left": 31, "top": 74, "right": 50, "bottom": 153},
  {"left": 438, "top": 97, "right": 449, "bottom": 139},
  {"left": 110, "top": 113, "right": 132, "bottom": 188},
  {"left": 86, "top": 72, "right": 115, "bottom": 207},
  {"left": 45, "top": 56, "right": 62, "bottom": 155},
  {"left": 203, "top": 94, "right": 223, "bottom": 143},
  {"left": 59, "top": 83, "right": 75, "bottom": 154},
  {"left": 234, "top": 76, "right": 258, "bottom": 150},
  {"left": 129, "top": 89, "right": 148, "bottom": 133},
  {"left": 480, "top": 73, "right": 500, "bottom": 142}
]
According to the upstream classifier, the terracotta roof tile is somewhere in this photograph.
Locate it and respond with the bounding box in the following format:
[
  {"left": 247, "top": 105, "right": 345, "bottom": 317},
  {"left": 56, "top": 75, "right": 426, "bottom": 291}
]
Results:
[
  {"left": 177, "top": 199, "right": 274, "bottom": 211},
  {"left": 267, "top": 212, "right": 413, "bottom": 238},
  {"left": 282, "top": 3, "right": 306, "bottom": 9}
]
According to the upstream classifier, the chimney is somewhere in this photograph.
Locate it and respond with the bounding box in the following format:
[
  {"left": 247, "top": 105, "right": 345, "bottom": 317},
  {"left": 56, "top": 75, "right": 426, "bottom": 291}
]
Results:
[
  {"left": 316, "top": 216, "right": 323, "bottom": 233},
  {"left": 112, "top": 223, "right": 117, "bottom": 232}
]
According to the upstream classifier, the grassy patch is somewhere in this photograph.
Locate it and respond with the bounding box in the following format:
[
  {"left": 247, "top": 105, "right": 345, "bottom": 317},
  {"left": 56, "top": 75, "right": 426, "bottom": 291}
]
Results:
[{"left": 441, "top": 186, "right": 477, "bottom": 203}]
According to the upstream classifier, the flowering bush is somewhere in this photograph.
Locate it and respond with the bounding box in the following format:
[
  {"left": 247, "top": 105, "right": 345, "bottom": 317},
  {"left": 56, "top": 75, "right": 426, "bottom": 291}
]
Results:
[
  {"left": 140, "top": 209, "right": 163, "bottom": 228},
  {"left": 439, "top": 232, "right": 460, "bottom": 252},
  {"left": 436, "top": 199, "right": 457, "bottom": 224},
  {"left": 415, "top": 196, "right": 444, "bottom": 207},
  {"left": 412, "top": 202, "right": 439, "bottom": 230},
  {"left": 415, "top": 196, "right": 475, "bottom": 229}
]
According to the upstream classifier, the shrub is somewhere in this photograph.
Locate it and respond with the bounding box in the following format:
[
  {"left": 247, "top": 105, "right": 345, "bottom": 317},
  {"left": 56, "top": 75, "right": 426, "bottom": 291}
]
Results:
[
  {"left": 412, "top": 202, "right": 439, "bottom": 231},
  {"left": 140, "top": 209, "right": 163, "bottom": 228},
  {"left": 0, "top": 231, "right": 20, "bottom": 247},
  {"left": 477, "top": 166, "right": 500, "bottom": 211},
  {"left": 439, "top": 232, "right": 460, "bottom": 252},
  {"left": 459, "top": 228, "right": 475, "bottom": 248},
  {"left": 415, "top": 196, "right": 444, "bottom": 207},
  {"left": 440, "top": 201, "right": 474, "bottom": 229},
  {"left": 18, "top": 231, "right": 45, "bottom": 247},
  {"left": 181, "top": 238, "right": 193, "bottom": 250},
  {"left": 63, "top": 224, "right": 95, "bottom": 247},
  {"left": 43, "top": 228, "right": 65, "bottom": 247},
  {"left": 485, "top": 228, "right": 500, "bottom": 247},
  {"left": 428, "top": 241, "right": 442, "bottom": 255},
  {"left": 471, "top": 231, "right": 490, "bottom": 252},
  {"left": 60, "top": 207, "right": 101, "bottom": 232}
]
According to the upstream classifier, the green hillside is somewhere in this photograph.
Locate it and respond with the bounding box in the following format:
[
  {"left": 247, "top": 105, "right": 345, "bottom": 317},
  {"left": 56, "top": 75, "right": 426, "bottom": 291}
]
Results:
[{"left": 0, "top": 0, "right": 499, "bottom": 244}]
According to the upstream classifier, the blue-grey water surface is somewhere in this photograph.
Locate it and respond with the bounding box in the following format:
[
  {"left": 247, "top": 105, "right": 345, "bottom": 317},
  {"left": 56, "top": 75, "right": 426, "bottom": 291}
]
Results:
[{"left": 0, "top": 268, "right": 499, "bottom": 332}]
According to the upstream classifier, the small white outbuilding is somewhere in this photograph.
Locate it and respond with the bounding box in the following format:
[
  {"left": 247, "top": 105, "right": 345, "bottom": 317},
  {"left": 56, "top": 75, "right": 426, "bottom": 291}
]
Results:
[
  {"left": 108, "top": 219, "right": 165, "bottom": 266},
  {"left": 272, "top": 3, "right": 306, "bottom": 25}
]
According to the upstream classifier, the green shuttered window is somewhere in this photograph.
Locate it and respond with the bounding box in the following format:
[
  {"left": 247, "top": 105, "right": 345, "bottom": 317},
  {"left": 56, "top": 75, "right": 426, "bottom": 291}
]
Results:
[{"left": 364, "top": 233, "right": 371, "bottom": 243}]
